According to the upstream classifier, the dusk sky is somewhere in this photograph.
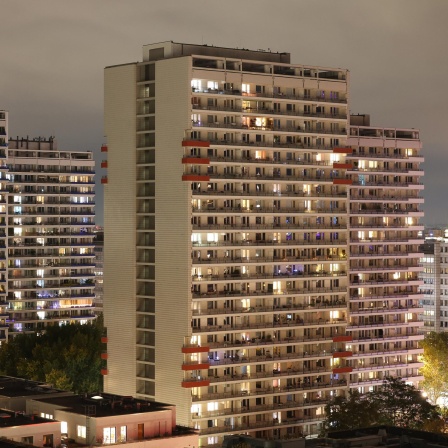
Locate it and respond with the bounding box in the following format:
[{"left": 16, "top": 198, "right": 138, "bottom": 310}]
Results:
[{"left": 1, "top": 0, "right": 446, "bottom": 226}]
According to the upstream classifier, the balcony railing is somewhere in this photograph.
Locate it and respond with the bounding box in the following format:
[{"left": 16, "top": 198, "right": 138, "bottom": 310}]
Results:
[
  {"left": 192, "top": 190, "right": 347, "bottom": 199},
  {"left": 191, "top": 380, "right": 347, "bottom": 403},
  {"left": 192, "top": 271, "right": 346, "bottom": 282},
  {"left": 192, "top": 255, "right": 346, "bottom": 265},
  {"left": 193, "top": 397, "right": 330, "bottom": 420},
  {"left": 192, "top": 223, "right": 344, "bottom": 231},
  {"left": 192, "top": 121, "right": 346, "bottom": 136},
  {"left": 192, "top": 88, "right": 347, "bottom": 104},
  {"left": 193, "top": 318, "right": 346, "bottom": 334},
  {"left": 192, "top": 207, "right": 347, "bottom": 215},
  {"left": 192, "top": 239, "right": 347, "bottom": 248},
  {"left": 192, "top": 286, "right": 347, "bottom": 300}
]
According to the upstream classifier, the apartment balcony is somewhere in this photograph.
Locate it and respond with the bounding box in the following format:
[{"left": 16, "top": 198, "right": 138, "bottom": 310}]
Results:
[
  {"left": 350, "top": 278, "right": 421, "bottom": 288},
  {"left": 193, "top": 301, "right": 347, "bottom": 317},
  {"left": 9, "top": 210, "right": 95, "bottom": 217},
  {"left": 192, "top": 239, "right": 347, "bottom": 249},
  {"left": 192, "top": 189, "right": 348, "bottom": 199},
  {"left": 346, "top": 153, "right": 423, "bottom": 163},
  {"left": 349, "top": 264, "right": 421, "bottom": 273},
  {"left": 193, "top": 318, "right": 347, "bottom": 335},
  {"left": 349, "top": 251, "right": 422, "bottom": 259},
  {"left": 10, "top": 282, "right": 95, "bottom": 291},
  {"left": 192, "top": 397, "right": 330, "bottom": 420},
  {"left": 349, "top": 209, "right": 424, "bottom": 217},
  {"left": 192, "top": 103, "right": 348, "bottom": 121},
  {"left": 350, "top": 180, "right": 423, "bottom": 189},
  {"left": 205, "top": 156, "right": 342, "bottom": 168},
  {"left": 205, "top": 365, "right": 334, "bottom": 385},
  {"left": 193, "top": 88, "right": 347, "bottom": 104},
  {"left": 192, "top": 379, "right": 347, "bottom": 404},
  {"left": 349, "top": 195, "right": 424, "bottom": 203},
  {"left": 192, "top": 255, "right": 346, "bottom": 266},
  {"left": 350, "top": 332, "right": 421, "bottom": 344},
  {"left": 7, "top": 313, "right": 96, "bottom": 323},
  {"left": 346, "top": 319, "right": 423, "bottom": 331},
  {"left": 192, "top": 138, "right": 341, "bottom": 152},
  {"left": 350, "top": 347, "right": 421, "bottom": 359},
  {"left": 192, "top": 206, "right": 347, "bottom": 215},
  {"left": 347, "top": 167, "right": 423, "bottom": 175},
  {"left": 349, "top": 305, "right": 423, "bottom": 316},
  {"left": 192, "top": 270, "right": 346, "bottom": 283},
  {"left": 349, "top": 237, "right": 423, "bottom": 245},
  {"left": 351, "top": 361, "right": 423, "bottom": 373},
  {"left": 204, "top": 350, "right": 338, "bottom": 369},
  {"left": 13, "top": 221, "right": 95, "bottom": 227},
  {"left": 193, "top": 286, "right": 347, "bottom": 300},
  {"left": 9, "top": 272, "right": 95, "bottom": 281},
  {"left": 349, "top": 223, "right": 424, "bottom": 231},
  {"left": 205, "top": 332, "right": 345, "bottom": 351},
  {"left": 9, "top": 290, "right": 95, "bottom": 303},
  {"left": 192, "top": 223, "right": 344, "bottom": 232},
  {"left": 192, "top": 121, "right": 346, "bottom": 137},
  {"left": 8, "top": 252, "right": 95, "bottom": 259},
  {"left": 199, "top": 415, "right": 323, "bottom": 437},
  {"left": 208, "top": 172, "right": 345, "bottom": 183}
]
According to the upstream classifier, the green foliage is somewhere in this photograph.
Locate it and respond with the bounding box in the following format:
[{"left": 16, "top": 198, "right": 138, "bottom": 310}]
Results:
[
  {"left": 322, "top": 390, "right": 380, "bottom": 433},
  {"left": 322, "top": 377, "right": 441, "bottom": 435},
  {"left": 373, "top": 377, "right": 440, "bottom": 428},
  {"left": 0, "top": 315, "right": 104, "bottom": 394},
  {"left": 420, "top": 332, "right": 448, "bottom": 404}
]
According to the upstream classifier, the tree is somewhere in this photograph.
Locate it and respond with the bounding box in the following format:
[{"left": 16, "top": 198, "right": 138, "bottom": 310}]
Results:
[
  {"left": 374, "top": 377, "right": 440, "bottom": 429},
  {"left": 420, "top": 332, "right": 448, "bottom": 404},
  {"left": 322, "top": 377, "right": 441, "bottom": 435},
  {"left": 322, "top": 390, "right": 380, "bottom": 433},
  {"left": 0, "top": 316, "right": 104, "bottom": 393}
]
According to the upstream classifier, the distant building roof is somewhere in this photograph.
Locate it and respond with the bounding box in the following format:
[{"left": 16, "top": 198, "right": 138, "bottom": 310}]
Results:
[{"left": 0, "top": 376, "right": 69, "bottom": 398}]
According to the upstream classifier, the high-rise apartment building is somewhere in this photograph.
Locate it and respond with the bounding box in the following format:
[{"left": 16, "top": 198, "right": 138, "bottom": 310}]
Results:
[
  {"left": 346, "top": 115, "right": 424, "bottom": 385},
  {"left": 0, "top": 111, "right": 96, "bottom": 335},
  {"left": 419, "top": 233, "right": 448, "bottom": 333},
  {"left": 103, "top": 42, "right": 424, "bottom": 446}
]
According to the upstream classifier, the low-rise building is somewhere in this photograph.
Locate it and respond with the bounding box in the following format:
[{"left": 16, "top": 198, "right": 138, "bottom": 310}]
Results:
[
  {"left": 27, "top": 392, "right": 198, "bottom": 447},
  {"left": 0, "top": 409, "right": 59, "bottom": 447}
]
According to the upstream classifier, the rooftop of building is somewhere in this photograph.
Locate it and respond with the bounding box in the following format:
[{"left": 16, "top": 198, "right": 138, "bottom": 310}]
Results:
[
  {"left": 34, "top": 392, "right": 175, "bottom": 418},
  {"left": 106, "top": 41, "right": 348, "bottom": 75},
  {"left": 7, "top": 137, "right": 93, "bottom": 159},
  {"left": 420, "top": 242, "right": 435, "bottom": 255},
  {"left": 0, "top": 376, "right": 70, "bottom": 398},
  {"left": 143, "top": 40, "right": 291, "bottom": 63},
  {"left": 349, "top": 115, "right": 420, "bottom": 137},
  {"left": 0, "top": 409, "right": 54, "bottom": 428}
]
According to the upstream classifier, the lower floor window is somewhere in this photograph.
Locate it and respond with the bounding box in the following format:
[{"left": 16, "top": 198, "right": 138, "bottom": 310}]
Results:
[
  {"left": 77, "top": 426, "right": 86, "bottom": 439},
  {"left": 103, "top": 427, "right": 116, "bottom": 444}
]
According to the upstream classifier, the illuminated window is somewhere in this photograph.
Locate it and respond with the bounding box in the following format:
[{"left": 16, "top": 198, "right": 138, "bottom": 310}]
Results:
[
  {"left": 77, "top": 425, "right": 86, "bottom": 438},
  {"left": 207, "top": 402, "right": 218, "bottom": 411},
  {"left": 103, "top": 427, "right": 116, "bottom": 444},
  {"left": 119, "top": 426, "right": 126, "bottom": 442},
  {"left": 191, "top": 79, "right": 202, "bottom": 90},
  {"left": 207, "top": 81, "right": 218, "bottom": 90}
]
